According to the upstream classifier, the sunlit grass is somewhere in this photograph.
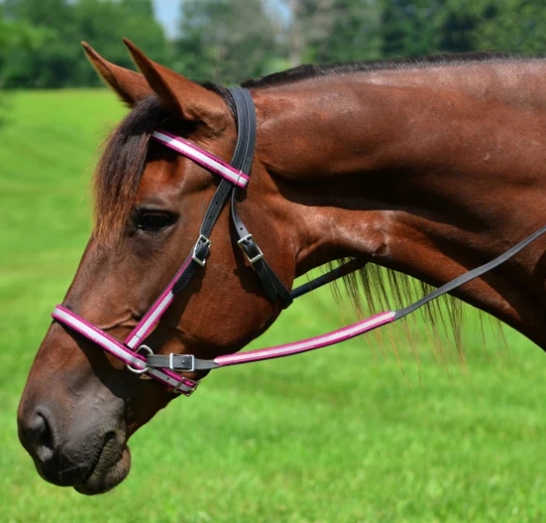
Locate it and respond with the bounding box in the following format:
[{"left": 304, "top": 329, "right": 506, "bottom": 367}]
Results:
[{"left": 1, "top": 90, "right": 546, "bottom": 522}]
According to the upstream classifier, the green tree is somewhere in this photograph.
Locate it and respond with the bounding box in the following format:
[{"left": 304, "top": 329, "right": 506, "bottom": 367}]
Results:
[
  {"left": 469, "top": 1, "right": 546, "bottom": 54},
  {"left": 377, "top": 0, "right": 546, "bottom": 59},
  {"left": 1, "top": 0, "right": 170, "bottom": 88},
  {"left": 70, "top": 0, "right": 170, "bottom": 87},
  {"left": 174, "top": 0, "right": 281, "bottom": 84},
  {"left": 377, "top": 0, "right": 481, "bottom": 58},
  {"left": 0, "top": 1, "right": 53, "bottom": 88},
  {"left": 285, "top": 0, "right": 383, "bottom": 65}
]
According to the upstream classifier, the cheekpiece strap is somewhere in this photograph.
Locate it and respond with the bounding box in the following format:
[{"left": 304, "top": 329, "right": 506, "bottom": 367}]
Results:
[{"left": 228, "top": 87, "right": 257, "bottom": 175}]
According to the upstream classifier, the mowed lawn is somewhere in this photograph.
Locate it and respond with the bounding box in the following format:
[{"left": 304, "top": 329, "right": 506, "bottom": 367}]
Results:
[{"left": 2, "top": 90, "right": 546, "bottom": 523}]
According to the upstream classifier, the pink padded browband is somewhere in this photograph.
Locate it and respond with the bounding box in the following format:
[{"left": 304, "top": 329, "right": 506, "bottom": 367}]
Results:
[{"left": 152, "top": 130, "right": 249, "bottom": 188}]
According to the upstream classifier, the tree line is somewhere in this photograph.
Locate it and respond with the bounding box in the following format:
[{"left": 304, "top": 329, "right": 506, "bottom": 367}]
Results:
[{"left": 1, "top": 0, "right": 546, "bottom": 88}]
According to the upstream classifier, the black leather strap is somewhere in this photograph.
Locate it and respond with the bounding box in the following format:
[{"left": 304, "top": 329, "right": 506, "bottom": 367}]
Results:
[
  {"left": 228, "top": 87, "right": 256, "bottom": 175},
  {"left": 230, "top": 192, "right": 293, "bottom": 307},
  {"left": 290, "top": 259, "right": 365, "bottom": 299},
  {"left": 147, "top": 353, "right": 219, "bottom": 371},
  {"left": 173, "top": 86, "right": 293, "bottom": 308},
  {"left": 226, "top": 88, "right": 293, "bottom": 309},
  {"left": 172, "top": 179, "right": 233, "bottom": 294},
  {"left": 394, "top": 224, "right": 546, "bottom": 319},
  {"left": 172, "top": 88, "right": 253, "bottom": 295}
]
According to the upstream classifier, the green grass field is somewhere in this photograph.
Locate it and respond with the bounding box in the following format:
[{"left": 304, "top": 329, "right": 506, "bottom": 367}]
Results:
[{"left": 2, "top": 90, "right": 546, "bottom": 522}]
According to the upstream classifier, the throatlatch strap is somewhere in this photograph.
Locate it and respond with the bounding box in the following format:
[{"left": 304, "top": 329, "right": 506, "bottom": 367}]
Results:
[
  {"left": 230, "top": 192, "right": 293, "bottom": 308},
  {"left": 225, "top": 88, "right": 293, "bottom": 308}
]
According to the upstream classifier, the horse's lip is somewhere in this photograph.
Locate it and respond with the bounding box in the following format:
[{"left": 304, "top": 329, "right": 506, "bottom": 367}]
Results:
[{"left": 73, "top": 435, "right": 131, "bottom": 495}]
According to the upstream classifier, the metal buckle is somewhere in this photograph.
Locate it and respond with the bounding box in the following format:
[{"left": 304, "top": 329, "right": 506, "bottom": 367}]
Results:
[
  {"left": 168, "top": 353, "right": 196, "bottom": 371},
  {"left": 192, "top": 234, "right": 212, "bottom": 266},
  {"left": 237, "top": 234, "right": 264, "bottom": 264},
  {"left": 126, "top": 344, "right": 154, "bottom": 375},
  {"left": 173, "top": 378, "right": 200, "bottom": 396}
]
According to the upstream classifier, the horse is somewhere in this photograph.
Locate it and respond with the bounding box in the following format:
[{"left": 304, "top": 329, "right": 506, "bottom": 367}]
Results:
[{"left": 17, "top": 39, "right": 546, "bottom": 495}]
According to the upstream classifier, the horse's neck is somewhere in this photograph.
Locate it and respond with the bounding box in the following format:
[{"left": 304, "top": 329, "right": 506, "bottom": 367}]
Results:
[
  {"left": 362, "top": 59, "right": 546, "bottom": 108},
  {"left": 252, "top": 69, "right": 546, "bottom": 348}
]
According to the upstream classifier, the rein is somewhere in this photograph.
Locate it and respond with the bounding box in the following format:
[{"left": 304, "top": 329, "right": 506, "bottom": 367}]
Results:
[{"left": 52, "top": 87, "right": 546, "bottom": 395}]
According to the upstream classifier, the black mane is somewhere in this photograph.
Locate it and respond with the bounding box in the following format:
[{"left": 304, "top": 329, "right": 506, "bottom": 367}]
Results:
[{"left": 241, "top": 52, "right": 520, "bottom": 89}]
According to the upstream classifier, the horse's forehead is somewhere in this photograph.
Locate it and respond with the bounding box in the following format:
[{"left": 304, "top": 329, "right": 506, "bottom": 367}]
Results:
[
  {"left": 140, "top": 154, "right": 182, "bottom": 185},
  {"left": 130, "top": 171, "right": 185, "bottom": 220}
]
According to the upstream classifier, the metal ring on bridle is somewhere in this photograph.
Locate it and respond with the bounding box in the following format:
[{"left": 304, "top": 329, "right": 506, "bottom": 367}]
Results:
[{"left": 126, "top": 345, "right": 154, "bottom": 374}]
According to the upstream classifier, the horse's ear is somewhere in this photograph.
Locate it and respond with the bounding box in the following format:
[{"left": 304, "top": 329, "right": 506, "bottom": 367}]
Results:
[
  {"left": 82, "top": 42, "right": 152, "bottom": 107},
  {"left": 123, "top": 38, "right": 227, "bottom": 126}
]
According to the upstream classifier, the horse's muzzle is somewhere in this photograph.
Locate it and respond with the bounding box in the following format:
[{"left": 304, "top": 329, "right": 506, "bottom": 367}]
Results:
[
  {"left": 18, "top": 405, "right": 93, "bottom": 486},
  {"left": 18, "top": 396, "right": 130, "bottom": 494}
]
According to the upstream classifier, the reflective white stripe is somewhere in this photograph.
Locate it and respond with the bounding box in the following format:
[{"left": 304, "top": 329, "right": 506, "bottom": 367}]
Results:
[
  {"left": 124, "top": 254, "right": 193, "bottom": 348},
  {"left": 152, "top": 131, "right": 249, "bottom": 188},
  {"left": 125, "top": 290, "right": 174, "bottom": 349},
  {"left": 52, "top": 306, "right": 196, "bottom": 394},
  {"left": 53, "top": 307, "right": 146, "bottom": 369}
]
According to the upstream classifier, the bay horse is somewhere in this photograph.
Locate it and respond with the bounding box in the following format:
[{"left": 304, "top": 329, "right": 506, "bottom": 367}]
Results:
[{"left": 17, "top": 40, "right": 546, "bottom": 495}]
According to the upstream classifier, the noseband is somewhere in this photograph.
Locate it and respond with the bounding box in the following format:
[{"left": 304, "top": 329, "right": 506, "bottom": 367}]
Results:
[{"left": 52, "top": 87, "right": 546, "bottom": 396}]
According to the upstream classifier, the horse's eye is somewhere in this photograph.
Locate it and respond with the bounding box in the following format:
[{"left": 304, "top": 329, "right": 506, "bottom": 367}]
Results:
[{"left": 134, "top": 210, "right": 177, "bottom": 232}]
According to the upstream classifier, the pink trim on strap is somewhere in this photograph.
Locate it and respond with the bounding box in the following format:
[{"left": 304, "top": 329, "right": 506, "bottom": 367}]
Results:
[
  {"left": 214, "top": 311, "right": 396, "bottom": 367},
  {"left": 152, "top": 130, "right": 249, "bottom": 188},
  {"left": 124, "top": 255, "right": 192, "bottom": 349},
  {"left": 52, "top": 305, "right": 197, "bottom": 395}
]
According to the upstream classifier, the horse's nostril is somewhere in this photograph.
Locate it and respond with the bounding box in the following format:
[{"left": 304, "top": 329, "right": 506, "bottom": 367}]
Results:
[
  {"left": 19, "top": 410, "right": 54, "bottom": 462},
  {"left": 18, "top": 407, "right": 93, "bottom": 486}
]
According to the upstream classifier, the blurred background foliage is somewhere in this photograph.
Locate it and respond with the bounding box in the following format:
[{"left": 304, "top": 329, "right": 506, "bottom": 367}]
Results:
[{"left": 1, "top": 0, "right": 546, "bottom": 88}]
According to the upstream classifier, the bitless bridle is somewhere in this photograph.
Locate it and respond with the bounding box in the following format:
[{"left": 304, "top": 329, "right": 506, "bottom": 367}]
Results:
[{"left": 52, "top": 87, "right": 546, "bottom": 396}]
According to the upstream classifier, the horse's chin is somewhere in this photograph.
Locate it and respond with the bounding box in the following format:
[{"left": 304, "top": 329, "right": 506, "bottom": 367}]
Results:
[{"left": 74, "top": 445, "right": 131, "bottom": 495}]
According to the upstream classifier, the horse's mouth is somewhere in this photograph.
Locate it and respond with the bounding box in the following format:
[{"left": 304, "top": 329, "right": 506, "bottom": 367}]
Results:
[{"left": 74, "top": 435, "right": 131, "bottom": 495}]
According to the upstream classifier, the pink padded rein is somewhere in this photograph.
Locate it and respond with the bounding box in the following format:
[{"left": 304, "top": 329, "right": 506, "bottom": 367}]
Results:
[{"left": 213, "top": 311, "right": 395, "bottom": 366}]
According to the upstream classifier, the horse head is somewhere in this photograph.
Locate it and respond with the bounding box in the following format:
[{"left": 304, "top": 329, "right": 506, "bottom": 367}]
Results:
[
  {"left": 17, "top": 41, "right": 294, "bottom": 494},
  {"left": 19, "top": 42, "right": 546, "bottom": 495}
]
